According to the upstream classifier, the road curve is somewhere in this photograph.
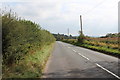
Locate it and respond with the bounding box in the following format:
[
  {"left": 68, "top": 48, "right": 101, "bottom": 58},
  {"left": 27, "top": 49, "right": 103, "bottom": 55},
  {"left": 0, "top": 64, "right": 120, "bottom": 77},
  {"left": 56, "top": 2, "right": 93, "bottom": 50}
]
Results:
[{"left": 42, "top": 41, "right": 119, "bottom": 78}]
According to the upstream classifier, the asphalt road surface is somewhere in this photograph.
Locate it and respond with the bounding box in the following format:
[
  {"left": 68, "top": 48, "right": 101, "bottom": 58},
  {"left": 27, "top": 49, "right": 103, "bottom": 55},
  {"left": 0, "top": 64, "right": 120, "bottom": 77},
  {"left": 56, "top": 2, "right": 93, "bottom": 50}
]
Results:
[{"left": 43, "top": 41, "right": 120, "bottom": 78}]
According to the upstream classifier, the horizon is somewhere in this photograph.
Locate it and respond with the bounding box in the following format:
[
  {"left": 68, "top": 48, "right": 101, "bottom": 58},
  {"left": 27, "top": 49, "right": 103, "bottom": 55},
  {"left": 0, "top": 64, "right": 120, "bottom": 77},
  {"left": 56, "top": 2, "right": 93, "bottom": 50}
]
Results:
[
  {"left": 1, "top": 0, "right": 119, "bottom": 37},
  {"left": 52, "top": 32, "right": 119, "bottom": 37}
]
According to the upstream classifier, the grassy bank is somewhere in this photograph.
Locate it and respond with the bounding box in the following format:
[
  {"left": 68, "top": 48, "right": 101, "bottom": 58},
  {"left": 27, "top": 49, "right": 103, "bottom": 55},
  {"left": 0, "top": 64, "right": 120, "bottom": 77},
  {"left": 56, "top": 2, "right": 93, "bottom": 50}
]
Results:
[
  {"left": 62, "top": 39, "right": 120, "bottom": 58},
  {"left": 2, "top": 43, "right": 54, "bottom": 78}
]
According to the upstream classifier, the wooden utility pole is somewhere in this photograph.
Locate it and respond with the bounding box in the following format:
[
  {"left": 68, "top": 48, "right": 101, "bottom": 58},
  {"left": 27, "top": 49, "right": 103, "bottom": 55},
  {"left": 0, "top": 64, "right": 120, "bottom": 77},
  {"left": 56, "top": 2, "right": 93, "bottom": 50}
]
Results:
[
  {"left": 68, "top": 28, "right": 69, "bottom": 36},
  {"left": 78, "top": 15, "right": 84, "bottom": 43},
  {"left": 80, "top": 15, "right": 83, "bottom": 34}
]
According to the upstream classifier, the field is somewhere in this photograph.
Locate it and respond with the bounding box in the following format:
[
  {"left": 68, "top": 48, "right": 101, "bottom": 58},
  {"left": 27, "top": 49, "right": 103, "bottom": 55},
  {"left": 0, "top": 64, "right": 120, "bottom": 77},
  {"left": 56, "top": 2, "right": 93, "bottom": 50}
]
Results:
[{"left": 62, "top": 37, "right": 119, "bottom": 57}]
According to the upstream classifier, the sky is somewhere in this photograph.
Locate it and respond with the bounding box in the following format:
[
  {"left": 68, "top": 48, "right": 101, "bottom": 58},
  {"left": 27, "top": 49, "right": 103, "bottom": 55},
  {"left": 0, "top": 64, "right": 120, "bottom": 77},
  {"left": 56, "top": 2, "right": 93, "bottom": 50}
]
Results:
[{"left": 1, "top": 0, "right": 120, "bottom": 37}]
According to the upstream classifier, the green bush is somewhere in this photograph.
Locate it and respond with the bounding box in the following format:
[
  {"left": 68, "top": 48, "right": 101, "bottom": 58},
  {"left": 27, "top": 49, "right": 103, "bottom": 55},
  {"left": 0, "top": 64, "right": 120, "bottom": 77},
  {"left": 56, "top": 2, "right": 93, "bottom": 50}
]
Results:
[
  {"left": 2, "top": 10, "right": 55, "bottom": 65},
  {"left": 78, "top": 33, "right": 85, "bottom": 45}
]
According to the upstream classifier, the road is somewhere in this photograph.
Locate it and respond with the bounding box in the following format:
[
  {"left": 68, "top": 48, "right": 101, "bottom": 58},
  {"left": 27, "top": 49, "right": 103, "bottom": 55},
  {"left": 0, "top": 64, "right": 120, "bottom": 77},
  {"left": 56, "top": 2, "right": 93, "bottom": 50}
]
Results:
[{"left": 42, "top": 41, "right": 120, "bottom": 78}]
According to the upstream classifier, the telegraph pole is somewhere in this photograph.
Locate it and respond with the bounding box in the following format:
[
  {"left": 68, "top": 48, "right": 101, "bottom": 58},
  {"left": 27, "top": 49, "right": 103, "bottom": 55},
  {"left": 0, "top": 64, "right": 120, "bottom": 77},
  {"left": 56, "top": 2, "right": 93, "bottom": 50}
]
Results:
[
  {"left": 80, "top": 15, "right": 83, "bottom": 34},
  {"left": 68, "top": 28, "right": 69, "bottom": 36}
]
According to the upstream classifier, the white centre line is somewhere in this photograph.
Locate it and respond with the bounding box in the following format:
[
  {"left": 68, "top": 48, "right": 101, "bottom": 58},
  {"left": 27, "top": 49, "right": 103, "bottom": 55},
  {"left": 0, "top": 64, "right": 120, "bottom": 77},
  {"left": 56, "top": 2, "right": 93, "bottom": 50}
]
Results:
[
  {"left": 96, "top": 63, "right": 120, "bottom": 79},
  {"left": 78, "top": 53, "right": 90, "bottom": 60},
  {"left": 73, "top": 50, "right": 77, "bottom": 52},
  {"left": 81, "top": 55, "right": 90, "bottom": 60}
]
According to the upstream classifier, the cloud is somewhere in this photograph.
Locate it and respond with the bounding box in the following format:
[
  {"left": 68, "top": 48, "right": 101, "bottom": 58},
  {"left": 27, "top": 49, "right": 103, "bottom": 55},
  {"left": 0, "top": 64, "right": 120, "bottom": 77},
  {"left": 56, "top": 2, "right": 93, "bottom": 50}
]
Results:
[{"left": 1, "top": 0, "right": 119, "bottom": 36}]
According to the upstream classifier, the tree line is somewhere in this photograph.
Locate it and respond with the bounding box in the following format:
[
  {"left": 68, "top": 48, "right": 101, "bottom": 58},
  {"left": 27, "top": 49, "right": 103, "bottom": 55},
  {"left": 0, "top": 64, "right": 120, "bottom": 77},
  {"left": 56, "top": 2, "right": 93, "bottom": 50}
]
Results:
[
  {"left": 52, "top": 33, "right": 77, "bottom": 41},
  {"left": 53, "top": 33, "right": 120, "bottom": 41},
  {"left": 100, "top": 33, "right": 120, "bottom": 38}
]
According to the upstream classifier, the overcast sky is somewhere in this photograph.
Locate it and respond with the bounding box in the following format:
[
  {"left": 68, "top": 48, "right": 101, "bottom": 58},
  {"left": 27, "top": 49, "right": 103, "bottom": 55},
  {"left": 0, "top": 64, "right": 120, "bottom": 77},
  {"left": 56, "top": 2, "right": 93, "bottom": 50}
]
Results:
[{"left": 1, "top": 0, "right": 119, "bottom": 37}]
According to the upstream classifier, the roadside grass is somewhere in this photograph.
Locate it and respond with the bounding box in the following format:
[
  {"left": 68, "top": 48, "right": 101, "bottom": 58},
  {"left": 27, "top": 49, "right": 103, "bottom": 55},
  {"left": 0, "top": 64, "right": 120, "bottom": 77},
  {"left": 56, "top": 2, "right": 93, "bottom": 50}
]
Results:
[
  {"left": 80, "top": 44, "right": 120, "bottom": 57},
  {"left": 62, "top": 40, "right": 120, "bottom": 58},
  {"left": 2, "top": 43, "right": 54, "bottom": 78}
]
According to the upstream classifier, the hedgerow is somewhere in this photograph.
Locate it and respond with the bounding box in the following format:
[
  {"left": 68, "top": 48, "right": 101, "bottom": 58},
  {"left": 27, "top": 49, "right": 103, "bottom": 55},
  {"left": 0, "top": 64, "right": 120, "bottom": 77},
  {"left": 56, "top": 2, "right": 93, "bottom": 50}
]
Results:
[
  {"left": 2, "top": 10, "right": 55, "bottom": 65},
  {"left": 62, "top": 39, "right": 120, "bottom": 58}
]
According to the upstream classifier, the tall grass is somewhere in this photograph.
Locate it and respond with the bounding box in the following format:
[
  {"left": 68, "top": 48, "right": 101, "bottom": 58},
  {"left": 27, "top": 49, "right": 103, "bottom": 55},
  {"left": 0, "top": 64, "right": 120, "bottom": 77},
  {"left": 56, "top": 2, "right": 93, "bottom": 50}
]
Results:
[
  {"left": 62, "top": 37, "right": 119, "bottom": 57},
  {"left": 2, "top": 43, "right": 54, "bottom": 78}
]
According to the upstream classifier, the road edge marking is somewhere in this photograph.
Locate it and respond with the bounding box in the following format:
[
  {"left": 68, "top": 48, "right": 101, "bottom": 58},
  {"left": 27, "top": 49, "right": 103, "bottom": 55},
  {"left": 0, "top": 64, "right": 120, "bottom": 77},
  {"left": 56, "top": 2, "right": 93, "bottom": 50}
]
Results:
[{"left": 95, "top": 63, "right": 120, "bottom": 79}]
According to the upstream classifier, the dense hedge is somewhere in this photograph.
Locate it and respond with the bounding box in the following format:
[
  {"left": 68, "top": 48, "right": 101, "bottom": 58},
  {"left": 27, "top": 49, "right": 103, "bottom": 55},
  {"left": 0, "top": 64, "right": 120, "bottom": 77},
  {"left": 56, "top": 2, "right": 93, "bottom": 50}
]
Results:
[{"left": 2, "top": 12, "right": 55, "bottom": 65}]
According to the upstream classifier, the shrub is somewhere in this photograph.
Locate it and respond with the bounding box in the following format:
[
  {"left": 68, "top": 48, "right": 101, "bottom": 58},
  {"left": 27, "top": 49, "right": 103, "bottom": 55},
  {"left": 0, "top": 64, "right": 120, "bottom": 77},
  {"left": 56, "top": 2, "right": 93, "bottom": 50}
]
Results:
[
  {"left": 78, "top": 33, "right": 85, "bottom": 45},
  {"left": 2, "top": 10, "right": 55, "bottom": 65}
]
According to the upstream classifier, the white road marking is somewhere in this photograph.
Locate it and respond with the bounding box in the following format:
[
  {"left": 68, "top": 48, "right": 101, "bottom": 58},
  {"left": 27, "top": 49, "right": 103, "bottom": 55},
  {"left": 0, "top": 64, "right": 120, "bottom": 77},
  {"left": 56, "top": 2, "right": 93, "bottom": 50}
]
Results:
[
  {"left": 96, "top": 63, "right": 120, "bottom": 79},
  {"left": 73, "top": 50, "right": 77, "bottom": 52},
  {"left": 81, "top": 55, "right": 90, "bottom": 60},
  {"left": 61, "top": 42, "right": 119, "bottom": 79},
  {"left": 78, "top": 53, "right": 90, "bottom": 60}
]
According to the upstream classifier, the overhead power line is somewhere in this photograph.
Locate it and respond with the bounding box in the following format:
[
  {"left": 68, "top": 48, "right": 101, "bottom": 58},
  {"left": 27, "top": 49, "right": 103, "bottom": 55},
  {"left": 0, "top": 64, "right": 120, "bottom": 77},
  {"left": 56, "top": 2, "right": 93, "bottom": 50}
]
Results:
[{"left": 83, "top": 0, "right": 108, "bottom": 15}]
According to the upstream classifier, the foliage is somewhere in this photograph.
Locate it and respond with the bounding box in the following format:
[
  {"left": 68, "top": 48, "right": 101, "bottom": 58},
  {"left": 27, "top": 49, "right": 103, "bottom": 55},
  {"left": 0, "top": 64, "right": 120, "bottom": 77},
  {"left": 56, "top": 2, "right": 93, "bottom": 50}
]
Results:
[
  {"left": 84, "top": 40, "right": 118, "bottom": 49},
  {"left": 78, "top": 32, "right": 85, "bottom": 45},
  {"left": 53, "top": 33, "right": 77, "bottom": 41},
  {"left": 2, "top": 10, "right": 55, "bottom": 66},
  {"left": 62, "top": 39, "right": 77, "bottom": 45},
  {"left": 102, "top": 33, "right": 120, "bottom": 38},
  {"left": 81, "top": 44, "right": 120, "bottom": 56},
  {"left": 2, "top": 43, "right": 54, "bottom": 78},
  {"left": 62, "top": 35, "right": 119, "bottom": 57}
]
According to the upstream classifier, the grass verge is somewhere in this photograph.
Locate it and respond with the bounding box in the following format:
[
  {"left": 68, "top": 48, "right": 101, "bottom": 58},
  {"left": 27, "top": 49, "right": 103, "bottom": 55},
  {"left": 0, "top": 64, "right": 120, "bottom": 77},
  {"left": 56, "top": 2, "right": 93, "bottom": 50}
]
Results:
[
  {"left": 2, "top": 43, "right": 55, "bottom": 78},
  {"left": 62, "top": 40, "right": 120, "bottom": 58}
]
